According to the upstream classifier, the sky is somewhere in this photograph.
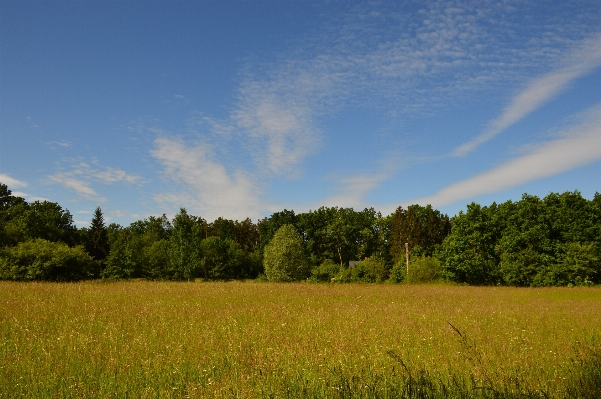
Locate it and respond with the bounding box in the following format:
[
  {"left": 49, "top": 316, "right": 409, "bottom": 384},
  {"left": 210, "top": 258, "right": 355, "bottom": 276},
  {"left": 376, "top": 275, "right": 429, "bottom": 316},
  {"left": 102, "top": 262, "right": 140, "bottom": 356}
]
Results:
[{"left": 1, "top": 1, "right": 601, "bottom": 227}]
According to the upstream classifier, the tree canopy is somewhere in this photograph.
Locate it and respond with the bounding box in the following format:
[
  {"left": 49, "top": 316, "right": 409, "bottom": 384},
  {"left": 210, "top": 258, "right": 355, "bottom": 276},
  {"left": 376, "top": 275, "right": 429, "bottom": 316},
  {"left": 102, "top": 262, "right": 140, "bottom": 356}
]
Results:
[{"left": 0, "top": 180, "right": 599, "bottom": 286}]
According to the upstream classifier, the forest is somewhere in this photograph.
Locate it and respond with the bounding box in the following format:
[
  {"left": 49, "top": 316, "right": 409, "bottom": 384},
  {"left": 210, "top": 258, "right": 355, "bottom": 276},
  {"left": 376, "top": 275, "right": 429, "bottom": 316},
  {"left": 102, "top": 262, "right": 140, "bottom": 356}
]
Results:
[{"left": 1, "top": 182, "right": 600, "bottom": 286}]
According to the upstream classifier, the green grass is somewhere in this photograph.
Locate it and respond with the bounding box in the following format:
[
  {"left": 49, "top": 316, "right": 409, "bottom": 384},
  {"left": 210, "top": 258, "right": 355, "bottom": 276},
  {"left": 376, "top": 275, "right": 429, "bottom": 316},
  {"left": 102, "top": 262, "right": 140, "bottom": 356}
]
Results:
[{"left": 1, "top": 281, "right": 600, "bottom": 398}]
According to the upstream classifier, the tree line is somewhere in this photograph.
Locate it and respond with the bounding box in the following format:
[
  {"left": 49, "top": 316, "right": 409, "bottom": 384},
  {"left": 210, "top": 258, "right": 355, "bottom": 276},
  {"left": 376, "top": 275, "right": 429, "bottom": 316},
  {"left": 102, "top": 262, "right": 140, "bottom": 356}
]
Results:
[{"left": 0, "top": 182, "right": 599, "bottom": 286}]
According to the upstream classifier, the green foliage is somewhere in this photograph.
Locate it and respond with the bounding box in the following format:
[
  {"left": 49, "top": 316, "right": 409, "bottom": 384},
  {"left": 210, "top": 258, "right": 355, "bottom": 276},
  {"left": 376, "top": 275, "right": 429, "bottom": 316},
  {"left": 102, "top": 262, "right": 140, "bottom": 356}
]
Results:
[
  {"left": 439, "top": 202, "right": 501, "bottom": 285},
  {"left": 298, "top": 206, "right": 383, "bottom": 267},
  {"left": 406, "top": 256, "right": 442, "bottom": 283},
  {"left": 169, "top": 209, "right": 205, "bottom": 280},
  {"left": 390, "top": 204, "right": 450, "bottom": 264},
  {"left": 2, "top": 178, "right": 600, "bottom": 287},
  {"left": 337, "top": 257, "right": 388, "bottom": 283},
  {"left": 440, "top": 191, "right": 601, "bottom": 287},
  {"left": 232, "top": 218, "right": 261, "bottom": 253},
  {"left": 258, "top": 209, "right": 298, "bottom": 248},
  {"left": 85, "top": 207, "right": 110, "bottom": 269},
  {"left": 263, "top": 224, "right": 310, "bottom": 282},
  {"left": 102, "top": 228, "right": 148, "bottom": 279},
  {"left": 145, "top": 239, "right": 172, "bottom": 280},
  {"left": 310, "top": 259, "right": 340, "bottom": 282},
  {"left": 3, "top": 200, "right": 78, "bottom": 246},
  {"left": 532, "top": 242, "right": 600, "bottom": 287},
  {"left": 199, "top": 236, "right": 251, "bottom": 280},
  {"left": 0, "top": 239, "right": 94, "bottom": 281},
  {"left": 389, "top": 261, "right": 406, "bottom": 283},
  {"left": 206, "top": 217, "right": 233, "bottom": 240}
]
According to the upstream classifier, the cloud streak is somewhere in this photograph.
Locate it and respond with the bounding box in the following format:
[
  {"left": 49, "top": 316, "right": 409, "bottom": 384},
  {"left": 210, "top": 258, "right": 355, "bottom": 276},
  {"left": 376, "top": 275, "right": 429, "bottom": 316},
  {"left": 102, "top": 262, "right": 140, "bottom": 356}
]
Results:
[
  {"left": 49, "top": 161, "right": 143, "bottom": 202},
  {"left": 0, "top": 174, "right": 27, "bottom": 189},
  {"left": 453, "top": 33, "right": 601, "bottom": 156},
  {"left": 412, "top": 103, "right": 601, "bottom": 208},
  {"left": 49, "top": 174, "right": 106, "bottom": 202}
]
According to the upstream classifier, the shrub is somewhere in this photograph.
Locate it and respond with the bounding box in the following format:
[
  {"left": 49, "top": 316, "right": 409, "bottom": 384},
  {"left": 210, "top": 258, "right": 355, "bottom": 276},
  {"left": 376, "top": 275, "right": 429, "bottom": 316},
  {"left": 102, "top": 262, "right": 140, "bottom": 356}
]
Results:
[
  {"left": 263, "top": 224, "right": 310, "bottom": 282},
  {"left": 310, "top": 259, "right": 340, "bottom": 282},
  {"left": 389, "top": 261, "right": 406, "bottom": 283},
  {"left": 338, "top": 257, "right": 388, "bottom": 283},
  {"left": 0, "top": 239, "right": 94, "bottom": 281},
  {"left": 406, "top": 256, "right": 441, "bottom": 283}
]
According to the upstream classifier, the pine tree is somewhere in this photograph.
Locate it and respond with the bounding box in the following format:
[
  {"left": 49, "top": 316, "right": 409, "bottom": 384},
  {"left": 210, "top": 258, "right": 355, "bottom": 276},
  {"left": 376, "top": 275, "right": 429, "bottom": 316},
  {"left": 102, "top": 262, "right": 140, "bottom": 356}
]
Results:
[{"left": 86, "top": 206, "right": 110, "bottom": 265}]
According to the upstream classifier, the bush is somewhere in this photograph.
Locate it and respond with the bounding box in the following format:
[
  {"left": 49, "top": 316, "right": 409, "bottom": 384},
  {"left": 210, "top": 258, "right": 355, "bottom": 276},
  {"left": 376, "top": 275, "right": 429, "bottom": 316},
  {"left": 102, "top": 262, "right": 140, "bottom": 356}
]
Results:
[
  {"left": 338, "top": 258, "right": 388, "bottom": 283},
  {"left": 263, "top": 224, "right": 310, "bottom": 282},
  {"left": 0, "top": 239, "right": 94, "bottom": 281},
  {"left": 310, "top": 259, "right": 340, "bottom": 282},
  {"left": 406, "top": 256, "right": 441, "bottom": 283},
  {"left": 389, "top": 261, "right": 406, "bottom": 283}
]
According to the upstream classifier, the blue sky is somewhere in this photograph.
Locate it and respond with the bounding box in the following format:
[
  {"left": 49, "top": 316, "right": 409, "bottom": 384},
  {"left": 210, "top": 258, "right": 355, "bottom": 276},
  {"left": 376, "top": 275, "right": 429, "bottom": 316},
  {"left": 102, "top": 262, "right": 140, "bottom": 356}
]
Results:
[{"left": 1, "top": 1, "right": 601, "bottom": 227}]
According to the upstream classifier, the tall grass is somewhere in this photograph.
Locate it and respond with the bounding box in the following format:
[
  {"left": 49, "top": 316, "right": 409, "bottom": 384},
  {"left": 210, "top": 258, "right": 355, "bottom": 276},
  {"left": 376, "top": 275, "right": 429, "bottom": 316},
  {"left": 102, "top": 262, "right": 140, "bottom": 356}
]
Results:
[{"left": 1, "top": 281, "right": 600, "bottom": 398}]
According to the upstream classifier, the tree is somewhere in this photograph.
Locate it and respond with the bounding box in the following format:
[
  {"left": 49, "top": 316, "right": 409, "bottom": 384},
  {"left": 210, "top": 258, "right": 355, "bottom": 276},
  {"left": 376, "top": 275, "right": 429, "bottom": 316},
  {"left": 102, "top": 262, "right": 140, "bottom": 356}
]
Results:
[
  {"left": 233, "top": 218, "right": 261, "bottom": 253},
  {"left": 86, "top": 207, "right": 110, "bottom": 266},
  {"left": 439, "top": 202, "right": 501, "bottom": 285},
  {"left": 11, "top": 200, "right": 78, "bottom": 246},
  {"left": 263, "top": 224, "right": 310, "bottom": 282},
  {"left": 169, "top": 209, "right": 204, "bottom": 280},
  {"left": 390, "top": 204, "right": 450, "bottom": 264},
  {"left": 200, "top": 236, "right": 250, "bottom": 280},
  {"left": 207, "top": 217, "right": 234, "bottom": 240},
  {"left": 258, "top": 209, "right": 298, "bottom": 248},
  {"left": 297, "top": 207, "right": 379, "bottom": 267}
]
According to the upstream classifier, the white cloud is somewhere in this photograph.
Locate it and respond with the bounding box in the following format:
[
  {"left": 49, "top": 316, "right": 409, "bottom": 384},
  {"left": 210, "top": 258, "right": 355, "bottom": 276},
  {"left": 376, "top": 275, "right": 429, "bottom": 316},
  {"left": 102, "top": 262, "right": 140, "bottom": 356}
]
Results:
[
  {"left": 151, "top": 137, "right": 265, "bottom": 221},
  {"left": 233, "top": 87, "right": 320, "bottom": 177},
  {"left": 46, "top": 140, "right": 71, "bottom": 148},
  {"left": 411, "top": 103, "right": 601, "bottom": 208},
  {"left": 48, "top": 174, "right": 106, "bottom": 203},
  {"left": 48, "top": 160, "right": 142, "bottom": 202},
  {"left": 453, "top": 33, "right": 601, "bottom": 156},
  {"left": 227, "top": 1, "right": 598, "bottom": 180},
  {"left": 69, "top": 162, "right": 143, "bottom": 185},
  {"left": 0, "top": 174, "right": 28, "bottom": 189},
  {"left": 145, "top": 1, "right": 601, "bottom": 220}
]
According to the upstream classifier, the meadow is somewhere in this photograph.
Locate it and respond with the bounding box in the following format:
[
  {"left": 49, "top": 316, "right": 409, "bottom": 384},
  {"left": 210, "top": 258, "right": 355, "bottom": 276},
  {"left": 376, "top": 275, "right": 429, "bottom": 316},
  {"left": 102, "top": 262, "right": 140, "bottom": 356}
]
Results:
[{"left": 1, "top": 281, "right": 600, "bottom": 398}]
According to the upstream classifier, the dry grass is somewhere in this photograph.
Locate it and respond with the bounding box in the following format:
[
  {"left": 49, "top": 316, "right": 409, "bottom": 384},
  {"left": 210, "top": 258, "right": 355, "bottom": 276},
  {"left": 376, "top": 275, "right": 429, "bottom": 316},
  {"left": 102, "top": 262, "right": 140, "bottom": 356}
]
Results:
[{"left": 1, "top": 281, "right": 600, "bottom": 397}]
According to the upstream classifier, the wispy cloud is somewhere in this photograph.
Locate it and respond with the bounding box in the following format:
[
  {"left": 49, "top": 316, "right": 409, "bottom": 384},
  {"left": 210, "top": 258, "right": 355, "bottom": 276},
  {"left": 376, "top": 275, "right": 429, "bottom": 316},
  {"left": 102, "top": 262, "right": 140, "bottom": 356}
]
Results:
[
  {"left": 453, "top": 33, "right": 601, "bottom": 156},
  {"left": 0, "top": 174, "right": 27, "bottom": 189},
  {"left": 48, "top": 174, "right": 106, "bottom": 202},
  {"left": 49, "top": 160, "right": 143, "bottom": 202},
  {"left": 151, "top": 137, "right": 265, "bottom": 221},
  {"left": 147, "top": 1, "right": 601, "bottom": 219},
  {"left": 411, "top": 103, "right": 601, "bottom": 208},
  {"left": 233, "top": 85, "right": 320, "bottom": 177},
  {"left": 46, "top": 140, "right": 71, "bottom": 148},
  {"left": 0, "top": 174, "right": 49, "bottom": 202},
  {"left": 229, "top": 1, "right": 599, "bottom": 181}
]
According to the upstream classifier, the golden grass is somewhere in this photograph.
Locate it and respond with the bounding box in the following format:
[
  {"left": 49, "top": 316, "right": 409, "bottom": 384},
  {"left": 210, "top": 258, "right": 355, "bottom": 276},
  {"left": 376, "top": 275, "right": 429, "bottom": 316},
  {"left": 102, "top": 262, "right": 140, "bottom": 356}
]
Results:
[{"left": 1, "top": 281, "right": 600, "bottom": 397}]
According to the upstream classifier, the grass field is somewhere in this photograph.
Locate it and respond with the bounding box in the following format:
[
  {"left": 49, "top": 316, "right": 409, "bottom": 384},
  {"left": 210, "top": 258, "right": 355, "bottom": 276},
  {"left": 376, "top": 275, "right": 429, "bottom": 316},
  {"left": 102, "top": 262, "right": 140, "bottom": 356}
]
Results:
[{"left": 1, "top": 281, "right": 600, "bottom": 398}]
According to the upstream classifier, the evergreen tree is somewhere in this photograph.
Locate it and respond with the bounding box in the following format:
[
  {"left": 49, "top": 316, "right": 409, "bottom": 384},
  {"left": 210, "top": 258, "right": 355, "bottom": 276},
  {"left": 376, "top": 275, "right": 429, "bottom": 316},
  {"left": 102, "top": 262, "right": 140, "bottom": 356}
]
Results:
[{"left": 86, "top": 207, "right": 110, "bottom": 265}]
